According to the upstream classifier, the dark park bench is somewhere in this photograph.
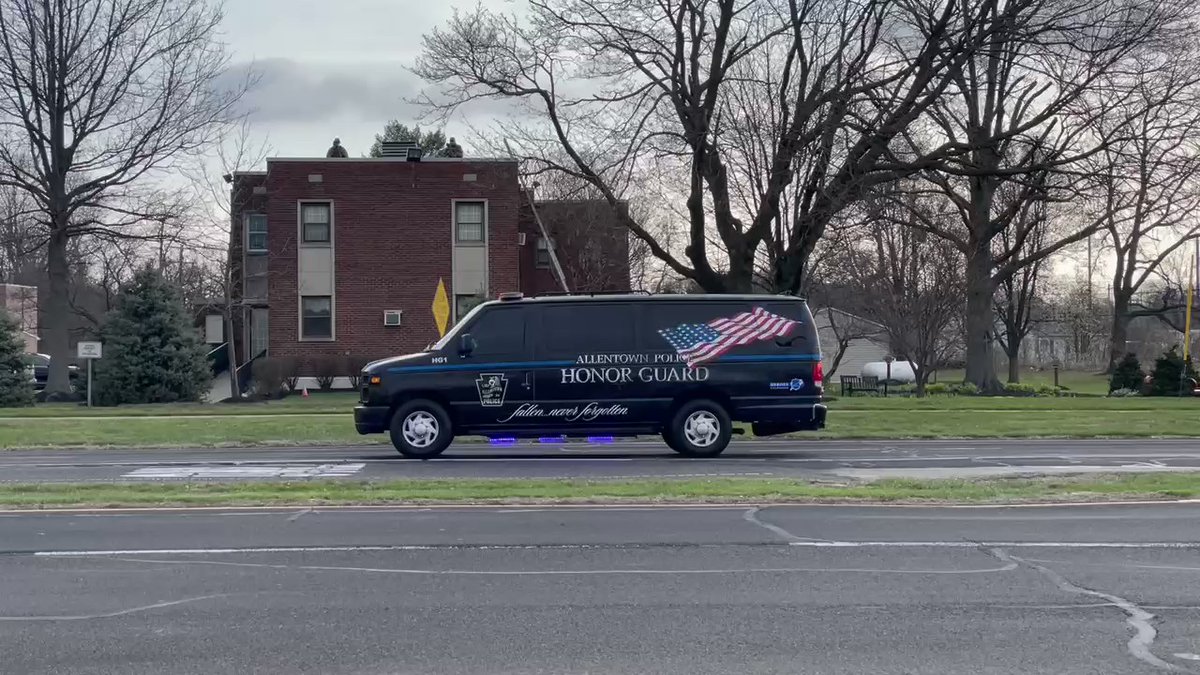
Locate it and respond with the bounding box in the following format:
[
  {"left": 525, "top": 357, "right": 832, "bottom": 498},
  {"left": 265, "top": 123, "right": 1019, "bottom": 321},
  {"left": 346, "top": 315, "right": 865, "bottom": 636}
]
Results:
[{"left": 839, "top": 375, "right": 880, "bottom": 397}]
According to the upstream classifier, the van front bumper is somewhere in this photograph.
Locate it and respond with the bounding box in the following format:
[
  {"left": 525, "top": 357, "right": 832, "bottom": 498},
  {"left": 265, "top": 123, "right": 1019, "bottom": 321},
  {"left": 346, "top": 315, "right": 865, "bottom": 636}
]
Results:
[{"left": 354, "top": 405, "right": 390, "bottom": 435}]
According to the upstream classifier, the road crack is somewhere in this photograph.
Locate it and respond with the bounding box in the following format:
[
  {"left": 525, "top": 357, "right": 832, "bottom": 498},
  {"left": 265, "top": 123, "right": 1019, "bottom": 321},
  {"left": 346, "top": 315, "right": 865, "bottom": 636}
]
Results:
[
  {"left": 990, "top": 548, "right": 1191, "bottom": 673},
  {"left": 742, "top": 506, "right": 829, "bottom": 543}
]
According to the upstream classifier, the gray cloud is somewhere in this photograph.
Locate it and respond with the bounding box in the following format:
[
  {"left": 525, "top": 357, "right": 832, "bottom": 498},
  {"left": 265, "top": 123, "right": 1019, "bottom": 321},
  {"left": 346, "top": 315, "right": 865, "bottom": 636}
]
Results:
[{"left": 224, "top": 58, "right": 424, "bottom": 124}]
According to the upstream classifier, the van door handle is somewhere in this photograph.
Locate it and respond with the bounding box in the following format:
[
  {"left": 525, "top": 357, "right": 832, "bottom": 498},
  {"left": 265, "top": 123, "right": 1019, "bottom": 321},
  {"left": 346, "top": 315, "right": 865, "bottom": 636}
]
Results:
[{"left": 523, "top": 372, "right": 532, "bottom": 389}]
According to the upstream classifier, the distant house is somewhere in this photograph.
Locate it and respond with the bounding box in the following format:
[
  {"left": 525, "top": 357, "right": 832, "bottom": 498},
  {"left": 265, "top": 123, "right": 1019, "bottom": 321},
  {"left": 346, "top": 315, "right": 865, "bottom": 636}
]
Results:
[
  {"left": 812, "top": 307, "right": 889, "bottom": 378},
  {"left": 0, "top": 283, "right": 38, "bottom": 353}
]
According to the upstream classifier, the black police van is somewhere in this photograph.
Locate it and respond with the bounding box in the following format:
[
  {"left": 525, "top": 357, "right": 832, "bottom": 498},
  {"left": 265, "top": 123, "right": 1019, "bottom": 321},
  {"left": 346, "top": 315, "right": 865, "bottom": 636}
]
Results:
[{"left": 354, "top": 293, "right": 826, "bottom": 458}]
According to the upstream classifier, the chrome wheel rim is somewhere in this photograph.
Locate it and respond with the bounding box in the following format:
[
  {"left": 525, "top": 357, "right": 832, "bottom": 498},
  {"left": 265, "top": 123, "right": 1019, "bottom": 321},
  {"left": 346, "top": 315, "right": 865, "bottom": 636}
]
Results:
[
  {"left": 683, "top": 411, "right": 720, "bottom": 447},
  {"left": 402, "top": 411, "right": 439, "bottom": 448}
]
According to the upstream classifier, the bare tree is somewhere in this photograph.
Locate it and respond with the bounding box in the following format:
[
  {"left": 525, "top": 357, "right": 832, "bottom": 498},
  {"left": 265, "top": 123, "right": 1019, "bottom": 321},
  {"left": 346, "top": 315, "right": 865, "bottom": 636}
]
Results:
[
  {"left": 818, "top": 308, "right": 882, "bottom": 381},
  {"left": 183, "top": 121, "right": 272, "bottom": 400},
  {"left": 899, "top": 0, "right": 1187, "bottom": 391},
  {"left": 994, "top": 199, "right": 1049, "bottom": 383},
  {"left": 844, "top": 188, "right": 963, "bottom": 396},
  {"left": 1085, "top": 61, "right": 1200, "bottom": 371},
  {"left": 0, "top": 0, "right": 248, "bottom": 395},
  {"left": 414, "top": 0, "right": 1033, "bottom": 295}
]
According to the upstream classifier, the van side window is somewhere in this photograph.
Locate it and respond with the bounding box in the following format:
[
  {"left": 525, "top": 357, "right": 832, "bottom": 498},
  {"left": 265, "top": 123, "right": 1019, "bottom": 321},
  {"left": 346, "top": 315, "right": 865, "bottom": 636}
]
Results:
[
  {"left": 463, "top": 308, "right": 526, "bottom": 358},
  {"left": 540, "top": 304, "right": 636, "bottom": 356}
]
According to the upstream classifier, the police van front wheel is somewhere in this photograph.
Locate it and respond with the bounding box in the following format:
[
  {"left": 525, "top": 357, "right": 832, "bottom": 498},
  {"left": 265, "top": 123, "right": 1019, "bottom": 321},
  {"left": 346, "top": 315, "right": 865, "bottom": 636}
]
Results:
[
  {"left": 666, "top": 400, "right": 732, "bottom": 457},
  {"left": 390, "top": 400, "right": 453, "bottom": 459}
]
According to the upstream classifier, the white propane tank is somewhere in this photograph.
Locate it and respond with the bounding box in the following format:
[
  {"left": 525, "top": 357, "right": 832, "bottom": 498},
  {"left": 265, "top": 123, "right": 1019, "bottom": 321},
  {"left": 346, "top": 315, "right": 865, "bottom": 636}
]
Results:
[{"left": 861, "top": 360, "right": 916, "bottom": 384}]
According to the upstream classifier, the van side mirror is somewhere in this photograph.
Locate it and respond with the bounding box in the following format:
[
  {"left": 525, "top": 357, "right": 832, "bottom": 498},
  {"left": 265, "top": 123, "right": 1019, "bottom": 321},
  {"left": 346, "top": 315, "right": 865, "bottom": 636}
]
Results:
[{"left": 458, "top": 333, "right": 477, "bottom": 357}]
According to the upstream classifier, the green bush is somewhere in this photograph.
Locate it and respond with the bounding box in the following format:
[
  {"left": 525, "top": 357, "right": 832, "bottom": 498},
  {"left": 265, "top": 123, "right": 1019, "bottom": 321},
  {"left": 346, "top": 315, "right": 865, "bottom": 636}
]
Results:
[
  {"left": 949, "top": 382, "right": 979, "bottom": 396},
  {"left": 1036, "top": 385, "right": 1060, "bottom": 397},
  {"left": 0, "top": 313, "right": 33, "bottom": 407},
  {"left": 924, "top": 383, "right": 949, "bottom": 395},
  {"left": 1148, "top": 347, "right": 1198, "bottom": 397},
  {"left": 1109, "top": 353, "right": 1144, "bottom": 393},
  {"left": 1002, "top": 382, "right": 1039, "bottom": 397},
  {"left": 92, "top": 268, "right": 211, "bottom": 405}
]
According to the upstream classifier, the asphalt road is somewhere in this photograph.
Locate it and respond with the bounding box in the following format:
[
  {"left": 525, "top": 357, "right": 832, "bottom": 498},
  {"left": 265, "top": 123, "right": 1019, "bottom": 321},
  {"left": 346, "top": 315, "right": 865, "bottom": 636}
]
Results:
[
  {"left": 3, "top": 502, "right": 1200, "bottom": 674},
  {"left": 4, "top": 438, "right": 1200, "bottom": 483}
]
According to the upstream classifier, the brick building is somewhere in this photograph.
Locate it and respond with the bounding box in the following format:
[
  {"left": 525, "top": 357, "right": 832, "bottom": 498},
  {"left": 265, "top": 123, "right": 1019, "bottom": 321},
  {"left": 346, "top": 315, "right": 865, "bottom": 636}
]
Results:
[{"left": 228, "top": 145, "right": 630, "bottom": 370}]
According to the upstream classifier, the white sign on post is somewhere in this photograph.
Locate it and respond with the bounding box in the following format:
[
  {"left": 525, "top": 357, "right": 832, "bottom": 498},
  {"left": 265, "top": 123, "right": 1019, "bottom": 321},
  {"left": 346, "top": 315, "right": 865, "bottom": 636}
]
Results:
[
  {"left": 77, "top": 341, "right": 102, "bottom": 359},
  {"left": 76, "top": 341, "right": 102, "bottom": 407}
]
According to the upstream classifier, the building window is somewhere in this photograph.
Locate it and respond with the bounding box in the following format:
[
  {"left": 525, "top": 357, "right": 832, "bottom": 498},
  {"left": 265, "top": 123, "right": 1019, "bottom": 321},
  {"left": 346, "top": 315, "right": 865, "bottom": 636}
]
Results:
[
  {"left": 455, "top": 294, "right": 484, "bottom": 320},
  {"left": 301, "top": 203, "right": 331, "bottom": 244},
  {"left": 246, "top": 214, "right": 267, "bottom": 253},
  {"left": 301, "top": 296, "right": 332, "bottom": 340},
  {"left": 535, "top": 237, "right": 552, "bottom": 268},
  {"left": 454, "top": 201, "right": 485, "bottom": 243}
]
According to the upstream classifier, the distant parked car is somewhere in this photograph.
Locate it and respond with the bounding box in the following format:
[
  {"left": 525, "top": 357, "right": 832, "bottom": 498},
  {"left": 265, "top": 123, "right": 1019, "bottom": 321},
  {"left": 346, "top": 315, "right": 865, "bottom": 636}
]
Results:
[{"left": 23, "top": 353, "right": 80, "bottom": 390}]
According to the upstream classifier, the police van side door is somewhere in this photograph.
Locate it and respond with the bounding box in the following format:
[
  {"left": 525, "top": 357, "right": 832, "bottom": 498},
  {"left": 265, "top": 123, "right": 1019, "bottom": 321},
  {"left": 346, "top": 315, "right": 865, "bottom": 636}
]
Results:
[
  {"left": 531, "top": 303, "right": 641, "bottom": 432},
  {"left": 448, "top": 305, "right": 536, "bottom": 434}
]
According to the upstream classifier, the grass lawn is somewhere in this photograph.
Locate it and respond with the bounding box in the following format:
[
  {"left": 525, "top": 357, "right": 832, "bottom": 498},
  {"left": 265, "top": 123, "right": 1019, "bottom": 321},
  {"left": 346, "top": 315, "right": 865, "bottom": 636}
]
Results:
[
  {"left": 2, "top": 399, "right": 1198, "bottom": 449},
  {"left": 0, "top": 391, "right": 358, "bottom": 418},
  {"left": 2, "top": 473, "right": 1200, "bottom": 508}
]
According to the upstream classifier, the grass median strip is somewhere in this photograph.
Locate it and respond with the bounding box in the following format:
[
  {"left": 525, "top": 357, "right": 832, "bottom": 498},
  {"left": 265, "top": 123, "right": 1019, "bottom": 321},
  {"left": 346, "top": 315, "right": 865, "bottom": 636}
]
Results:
[
  {"left": 2, "top": 473, "right": 1200, "bottom": 508},
  {"left": 2, "top": 405, "right": 1198, "bottom": 450}
]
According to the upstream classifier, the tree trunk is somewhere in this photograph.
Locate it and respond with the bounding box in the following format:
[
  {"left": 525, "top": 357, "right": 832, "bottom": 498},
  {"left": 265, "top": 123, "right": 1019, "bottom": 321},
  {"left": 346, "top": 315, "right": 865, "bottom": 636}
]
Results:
[
  {"left": 1107, "top": 293, "right": 1131, "bottom": 374},
  {"left": 826, "top": 339, "right": 850, "bottom": 380},
  {"left": 724, "top": 251, "right": 756, "bottom": 293},
  {"left": 42, "top": 228, "right": 72, "bottom": 396},
  {"left": 1007, "top": 349, "right": 1020, "bottom": 383},
  {"left": 964, "top": 245, "right": 1001, "bottom": 393}
]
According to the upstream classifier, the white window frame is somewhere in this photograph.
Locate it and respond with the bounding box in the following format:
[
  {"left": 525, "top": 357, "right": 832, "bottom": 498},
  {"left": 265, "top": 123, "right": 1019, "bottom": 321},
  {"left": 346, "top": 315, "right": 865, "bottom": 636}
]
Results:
[
  {"left": 300, "top": 295, "right": 334, "bottom": 341},
  {"left": 535, "top": 236, "right": 552, "bottom": 269},
  {"left": 245, "top": 213, "right": 268, "bottom": 254},
  {"left": 300, "top": 202, "right": 332, "bottom": 246},
  {"left": 454, "top": 200, "right": 486, "bottom": 244}
]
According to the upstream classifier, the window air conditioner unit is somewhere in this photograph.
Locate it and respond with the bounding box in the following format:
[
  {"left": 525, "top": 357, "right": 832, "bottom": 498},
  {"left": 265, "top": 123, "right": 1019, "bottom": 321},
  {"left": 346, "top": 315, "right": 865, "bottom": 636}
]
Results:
[
  {"left": 383, "top": 310, "right": 403, "bottom": 327},
  {"left": 517, "top": 232, "right": 527, "bottom": 246}
]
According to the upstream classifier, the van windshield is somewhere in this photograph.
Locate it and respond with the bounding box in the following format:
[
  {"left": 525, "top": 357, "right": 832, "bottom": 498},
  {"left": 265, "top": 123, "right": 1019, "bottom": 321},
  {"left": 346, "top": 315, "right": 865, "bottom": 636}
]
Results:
[{"left": 429, "top": 304, "right": 487, "bottom": 351}]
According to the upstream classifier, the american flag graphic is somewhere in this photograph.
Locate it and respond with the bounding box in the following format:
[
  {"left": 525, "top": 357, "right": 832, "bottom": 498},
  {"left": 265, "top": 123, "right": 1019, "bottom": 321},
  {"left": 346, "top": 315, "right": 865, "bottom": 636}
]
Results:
[{"left": 659, "top": 306, "right": 798, "bottom": 367}]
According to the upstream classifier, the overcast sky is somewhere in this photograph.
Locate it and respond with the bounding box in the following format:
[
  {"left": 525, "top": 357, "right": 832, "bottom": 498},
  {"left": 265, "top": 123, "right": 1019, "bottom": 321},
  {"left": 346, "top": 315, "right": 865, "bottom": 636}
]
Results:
[{"left": 221, "top": 0, "right": 501, "bottom": 159}]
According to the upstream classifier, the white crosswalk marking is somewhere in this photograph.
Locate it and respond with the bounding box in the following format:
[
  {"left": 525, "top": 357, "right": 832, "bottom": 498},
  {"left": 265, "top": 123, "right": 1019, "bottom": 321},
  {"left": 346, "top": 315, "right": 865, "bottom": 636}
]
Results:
[{"left": 122, "top": 464, "right": 365, "bottom": 479}]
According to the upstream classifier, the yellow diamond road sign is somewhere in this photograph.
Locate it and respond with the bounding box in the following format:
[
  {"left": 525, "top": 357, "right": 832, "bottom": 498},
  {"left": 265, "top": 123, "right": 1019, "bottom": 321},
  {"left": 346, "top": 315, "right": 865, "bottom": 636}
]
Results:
[{"left": 432, "top": 279, "right": 451, "bottom": 337}]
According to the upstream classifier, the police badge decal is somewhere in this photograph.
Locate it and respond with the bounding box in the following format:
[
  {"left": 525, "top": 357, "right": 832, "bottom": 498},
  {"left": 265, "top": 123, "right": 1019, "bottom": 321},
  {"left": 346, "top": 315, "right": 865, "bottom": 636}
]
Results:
[{"left": 475, "top": 373, "right": 509, "bottom": 407}]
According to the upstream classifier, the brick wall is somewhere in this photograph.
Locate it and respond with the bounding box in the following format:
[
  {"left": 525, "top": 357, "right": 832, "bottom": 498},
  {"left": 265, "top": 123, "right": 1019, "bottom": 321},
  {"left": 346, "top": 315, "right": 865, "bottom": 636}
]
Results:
[
  {"left": 256, "top": 159, "right": 521, "bottom": 363},
  {"left": 519, "top": 199, "right": 631, "bottom": 296}
]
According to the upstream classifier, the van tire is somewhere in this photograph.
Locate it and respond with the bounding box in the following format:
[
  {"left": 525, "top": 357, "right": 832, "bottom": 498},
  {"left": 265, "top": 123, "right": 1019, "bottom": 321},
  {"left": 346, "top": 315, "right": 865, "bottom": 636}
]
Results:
[
  {"left": 389, "top": 399, "right": 453, "bottom": 459},
  {"left": 666, "top": 399, "right": 732, "bottom": 457}
]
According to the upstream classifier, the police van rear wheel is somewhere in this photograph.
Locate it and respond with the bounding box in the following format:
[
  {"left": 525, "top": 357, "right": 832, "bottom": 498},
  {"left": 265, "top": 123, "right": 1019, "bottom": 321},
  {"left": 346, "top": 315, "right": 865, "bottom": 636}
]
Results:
[
  {"left": 666, "top": 400, "right": 732, "bottom": 457},
  {"left": 390, "top": 400, "right": 452, "bottom": 459}
]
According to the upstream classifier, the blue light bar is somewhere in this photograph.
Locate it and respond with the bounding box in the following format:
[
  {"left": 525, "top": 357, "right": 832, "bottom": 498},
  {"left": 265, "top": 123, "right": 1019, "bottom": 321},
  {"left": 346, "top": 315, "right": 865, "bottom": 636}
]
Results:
[
  {"left": 538, "top": 436, "right": 567, "bottom": 443},
  {"left": 587, "top": 436, "right": 615, "bottom": 444},
  {"left": 489, "top": 437, "right": 518, "bottom": 445}
]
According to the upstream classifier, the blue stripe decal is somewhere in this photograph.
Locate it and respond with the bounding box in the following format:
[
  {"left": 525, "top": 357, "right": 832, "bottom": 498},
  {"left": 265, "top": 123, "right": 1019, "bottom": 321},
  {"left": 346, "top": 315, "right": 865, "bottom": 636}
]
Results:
[
  {"left": 387, "top": 354, "right": 820, "bottom": 374},
  {"left": 716, "top": 354, "right": 821, "bottom": 363},
  {"left": 388, "top": 360, "right": 573, "bottom": 374}
]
